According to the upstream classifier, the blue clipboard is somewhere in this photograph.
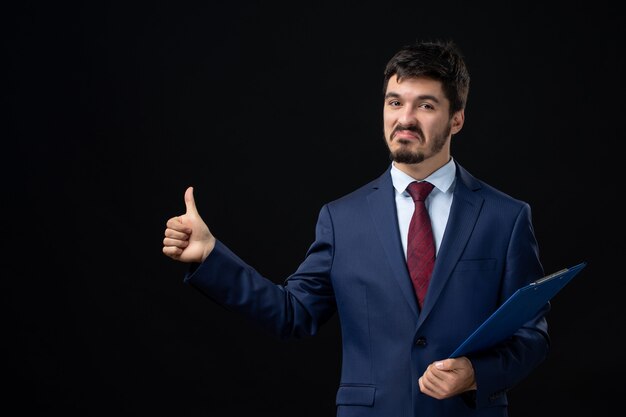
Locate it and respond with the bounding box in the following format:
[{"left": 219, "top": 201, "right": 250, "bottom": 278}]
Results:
[{"left": 449, "top": 261, "right": 587, "bottom": 358}]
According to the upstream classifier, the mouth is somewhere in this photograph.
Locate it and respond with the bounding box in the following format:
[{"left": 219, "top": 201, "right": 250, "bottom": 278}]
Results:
[{"left": 393, "top": 129, "right": 422, "bottom": 142}]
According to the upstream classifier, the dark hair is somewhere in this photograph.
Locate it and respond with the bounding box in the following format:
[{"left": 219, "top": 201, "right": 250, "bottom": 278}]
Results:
[{"left": 383, "top": 39, "right": 470, "bottom": 115}]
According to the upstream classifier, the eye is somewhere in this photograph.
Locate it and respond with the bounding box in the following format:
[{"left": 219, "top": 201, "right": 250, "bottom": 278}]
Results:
[
  {"left": 388, "top": 100, "right": 401, "bottom": 107},
  {"left": 419, "top": 103, "right": 435, "bottom": 110}
]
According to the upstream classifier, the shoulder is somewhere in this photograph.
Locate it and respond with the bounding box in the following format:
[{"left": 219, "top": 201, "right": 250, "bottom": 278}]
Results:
[
  {"left": 455, "top": 162, "right": 531, "bottom": 211},
  {"left": 325, "top": 168, "right": 392, "bottom": 208}
]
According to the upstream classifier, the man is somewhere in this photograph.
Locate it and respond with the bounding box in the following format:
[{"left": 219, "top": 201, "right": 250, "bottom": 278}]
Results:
[{"left": 162, "top": 39, "right": 549, "bottom": 416}]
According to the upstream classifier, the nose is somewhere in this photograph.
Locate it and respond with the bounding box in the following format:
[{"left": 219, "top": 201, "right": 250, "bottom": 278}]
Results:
[{"left": 397, "top": 104, "right": 417, "bottom": 127}]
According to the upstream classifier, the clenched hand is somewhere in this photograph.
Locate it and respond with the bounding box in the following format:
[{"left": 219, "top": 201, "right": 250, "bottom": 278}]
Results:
[{"left": 162, "top": 186, "right": 215, "bottom": 263}]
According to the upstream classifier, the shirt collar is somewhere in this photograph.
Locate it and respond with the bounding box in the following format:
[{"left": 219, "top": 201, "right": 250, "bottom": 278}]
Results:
[{"left": 391, "top": 158, "right": 456, "bottom": 195}]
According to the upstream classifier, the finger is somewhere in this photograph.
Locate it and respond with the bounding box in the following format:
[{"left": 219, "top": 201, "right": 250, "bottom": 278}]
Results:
[
  {"left": 421, "top": 371, "right": 446, "bottom": 399},
  {"left": 163, "top": 237, "right": 189, "bottom": 248},
  {"left": 166, "top": 217, "right": 192, "bottom": 233},
  {"left": 184, "top": 186, "right": 198, "bottom": 215},
  {"left": 424, "top": 366, "right": 446, "bottom": 388},
  {"left": 164, "top": 228, "right": 190, "bottom": 240},
  {"left": 434, "top": 359, "right": 452, "bottom": 371},
  {"left": 162, "top": 246, "right": 183, "bottom": 258},
  {"left": 419, "top": 373, "right": 441, "bottom": 398}
]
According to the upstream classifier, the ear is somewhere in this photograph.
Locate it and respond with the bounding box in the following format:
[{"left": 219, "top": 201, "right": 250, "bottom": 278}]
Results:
[{"left": 450, "top": 109, "right": 465, "bottom": 135}]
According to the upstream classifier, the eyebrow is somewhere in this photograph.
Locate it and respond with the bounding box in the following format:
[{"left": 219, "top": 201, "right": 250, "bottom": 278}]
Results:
[{"left": 384, "top": 92, "right": 441, "bottom": 103}]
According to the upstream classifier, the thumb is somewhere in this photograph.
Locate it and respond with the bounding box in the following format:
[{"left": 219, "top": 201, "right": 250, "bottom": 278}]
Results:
[{"left": 184, "top": 186, "right": 199, "bottom": 215}]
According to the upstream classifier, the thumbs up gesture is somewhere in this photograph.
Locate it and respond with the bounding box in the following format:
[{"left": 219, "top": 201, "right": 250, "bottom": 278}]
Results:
[{"left": 163, "top": 186, "right": 216, "bottom": 263}]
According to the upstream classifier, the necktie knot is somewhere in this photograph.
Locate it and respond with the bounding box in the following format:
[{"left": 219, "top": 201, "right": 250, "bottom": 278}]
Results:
[{"left": 407, "top": 181, "right": 434, "bottom": 202}]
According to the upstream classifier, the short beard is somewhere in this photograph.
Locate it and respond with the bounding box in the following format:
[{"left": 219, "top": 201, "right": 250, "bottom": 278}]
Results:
[
  {"left": 390, "top": 141, "right": 426, "bottom": 164},
  {"left": 387, "top": 122, "right": 451, "bottom": 165}
]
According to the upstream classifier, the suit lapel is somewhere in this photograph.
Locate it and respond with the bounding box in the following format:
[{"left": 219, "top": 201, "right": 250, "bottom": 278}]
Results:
[
  {"left": 367, "top": 169, "right": 419, "bottom": 317},
  {"left": 417, "top": 163, "right": 484, "bottom": 327}
]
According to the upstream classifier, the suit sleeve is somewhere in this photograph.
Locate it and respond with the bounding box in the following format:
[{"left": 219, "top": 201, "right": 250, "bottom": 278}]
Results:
[{"left": 183, "top": 205, "right": 337, "bottom": 339}]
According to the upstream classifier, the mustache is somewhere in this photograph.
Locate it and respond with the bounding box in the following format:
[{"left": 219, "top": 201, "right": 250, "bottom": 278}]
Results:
[{"left": 392, "top": 124, "right": 424, "bottom": 140}]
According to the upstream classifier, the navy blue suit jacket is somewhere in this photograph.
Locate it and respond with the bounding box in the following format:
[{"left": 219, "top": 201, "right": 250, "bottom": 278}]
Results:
[{"left": 186, "top": 161, "right": 550, "bottom": 417}]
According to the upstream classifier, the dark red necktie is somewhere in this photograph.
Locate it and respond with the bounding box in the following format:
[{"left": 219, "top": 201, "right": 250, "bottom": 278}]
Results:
[{"left": 406, "top": 181, "right": 435, "bottom": 309}]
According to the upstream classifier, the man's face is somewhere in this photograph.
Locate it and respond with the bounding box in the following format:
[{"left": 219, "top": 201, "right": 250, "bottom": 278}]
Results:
[{"left": 383, "top": 75, "right": 463, "bottom": 165}]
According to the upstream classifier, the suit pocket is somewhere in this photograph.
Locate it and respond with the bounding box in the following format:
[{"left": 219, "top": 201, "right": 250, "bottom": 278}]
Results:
[
  {"left": 336, "top": 385, "right": 376, "bottom": 406},
  {"left": 454, "top": 258, "right": 497, "bottom": 272}
]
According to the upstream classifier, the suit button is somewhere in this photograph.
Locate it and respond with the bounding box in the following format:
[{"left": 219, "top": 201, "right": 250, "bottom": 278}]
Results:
[{"left": 415, "top": 337, "right": 427, "bottom": 347}]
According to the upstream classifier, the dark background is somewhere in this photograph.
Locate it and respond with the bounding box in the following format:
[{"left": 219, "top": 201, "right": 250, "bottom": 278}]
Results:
[{"left": 5, "top": 1, "right": 623, "bottom": 416}]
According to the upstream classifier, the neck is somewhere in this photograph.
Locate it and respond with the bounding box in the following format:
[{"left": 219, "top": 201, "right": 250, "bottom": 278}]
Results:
[{"left": 394, "top": 153, "right": 451, "bottom": 181}]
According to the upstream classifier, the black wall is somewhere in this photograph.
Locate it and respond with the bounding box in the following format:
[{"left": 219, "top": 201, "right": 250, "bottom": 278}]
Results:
[{"left": 5, "top": 1, "right": 623, "bottom": 416}]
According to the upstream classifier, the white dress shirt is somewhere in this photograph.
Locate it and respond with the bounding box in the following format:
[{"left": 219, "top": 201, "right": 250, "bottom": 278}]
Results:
[{"left": 390, "top": 158, "right": 456, "bottom": 260}]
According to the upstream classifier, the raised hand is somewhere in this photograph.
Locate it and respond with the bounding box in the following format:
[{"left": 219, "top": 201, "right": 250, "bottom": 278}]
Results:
[{"left": 162, "top": 186, "right": 215, "bottom": 263}]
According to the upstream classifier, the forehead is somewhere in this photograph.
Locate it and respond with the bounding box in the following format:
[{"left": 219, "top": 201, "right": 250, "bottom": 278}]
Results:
[{"left": 385, "top": 75, "right": 447, "bottom": 101}]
